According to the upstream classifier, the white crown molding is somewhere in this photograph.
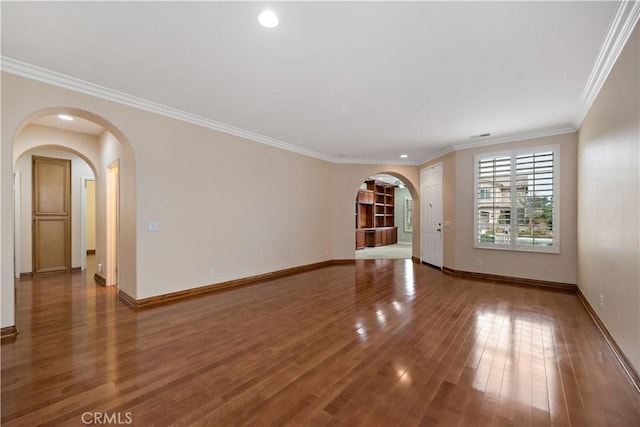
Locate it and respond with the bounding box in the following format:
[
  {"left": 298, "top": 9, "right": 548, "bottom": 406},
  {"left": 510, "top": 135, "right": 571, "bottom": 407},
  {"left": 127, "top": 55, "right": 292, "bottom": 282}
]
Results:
[
  {"left": 418, "top": 146, "right": 455, "bottom": 166},
  {"left": 453, "top": 124, "right": 577, "bottom": 152},
  {"left": 417, "top": 123, "right": 577, "bottom": 165},
  {"left": 332, "top": 157, "right": 421, "bottom": 166},
  {"left": 1, "top": 5, "right": 634, "bottom": 167},
  {"left": 1, "top": 56, "right": 335, "bottom": 163},
  {"left": 575, "top": 0, "right": 640, "bottom": 127}
]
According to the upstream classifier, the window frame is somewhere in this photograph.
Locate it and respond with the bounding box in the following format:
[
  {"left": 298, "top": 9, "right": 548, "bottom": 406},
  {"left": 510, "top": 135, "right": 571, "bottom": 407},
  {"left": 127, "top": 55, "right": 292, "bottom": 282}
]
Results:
[{"left": 473, "top": 144, "right": 560, "bottom": 254}]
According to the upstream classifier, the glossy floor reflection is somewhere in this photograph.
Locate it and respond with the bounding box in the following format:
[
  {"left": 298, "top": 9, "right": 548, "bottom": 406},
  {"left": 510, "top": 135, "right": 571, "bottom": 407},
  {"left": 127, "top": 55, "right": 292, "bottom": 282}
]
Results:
[{"left": 2, "top": 259, "right": 639, "bottom": 426}]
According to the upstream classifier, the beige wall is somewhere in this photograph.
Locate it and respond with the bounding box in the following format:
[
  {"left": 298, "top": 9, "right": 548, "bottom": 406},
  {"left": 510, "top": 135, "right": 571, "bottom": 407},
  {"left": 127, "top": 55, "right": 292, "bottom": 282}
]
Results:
[
  {"left": 0, "top": 70, "right": 580, "bottom": 331},
  {"left": 95, "top": 130, "right": 137, "bottom": 296},
  {"left": 1, "top": 72, "right": 337, "bottom": 311},
  {"left": 1, "top": 85, "right": 14, "bottom": 326},
  {"left": 131, "top": 124, "right": 334, "bottom": 299},
  {"left": 577, "top": 26, "right": 639, "bottom": 372},
  {"left": 420, "top": 134, "right": 577, "bottom": 284},
  {"left": 1, "top": 21, "right": 637, "bottom": 344},
  {"left": 453, "top": 133, "right": 578, "bottom": 284},
  {"left": 13, "top": 125, "right": 100, "bottom": 168},
  {"left": 86, "top": 180, "right": 96, "bottom": 251},
  {"left": 14, "top": 144, "right": 95, "bottom": 272}
]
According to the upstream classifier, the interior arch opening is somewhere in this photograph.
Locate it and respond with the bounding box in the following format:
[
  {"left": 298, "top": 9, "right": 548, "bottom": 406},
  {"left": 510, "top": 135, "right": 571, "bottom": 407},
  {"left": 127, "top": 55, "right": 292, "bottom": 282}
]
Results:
[
  {"left": 355, "top": 173, "right": 414, "bottom": 260},
  {"left": 11, "top": 109, "right": 136, "bottom": 298},
  {"left": 14, "top": 146, "right": 96, "bottom": 277}
]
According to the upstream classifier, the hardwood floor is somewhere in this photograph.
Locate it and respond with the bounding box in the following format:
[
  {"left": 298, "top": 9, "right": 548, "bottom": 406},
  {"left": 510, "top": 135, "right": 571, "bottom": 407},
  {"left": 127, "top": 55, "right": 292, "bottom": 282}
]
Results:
[{"left": 2, "top": 259, "right": 639, "bottom": 426}]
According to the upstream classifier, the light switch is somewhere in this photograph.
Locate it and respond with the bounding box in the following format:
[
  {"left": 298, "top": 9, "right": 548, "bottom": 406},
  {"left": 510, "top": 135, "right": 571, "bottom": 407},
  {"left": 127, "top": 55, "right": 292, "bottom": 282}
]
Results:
[{"left": 148, "top": 222, "right": 159, "bottom": 232}]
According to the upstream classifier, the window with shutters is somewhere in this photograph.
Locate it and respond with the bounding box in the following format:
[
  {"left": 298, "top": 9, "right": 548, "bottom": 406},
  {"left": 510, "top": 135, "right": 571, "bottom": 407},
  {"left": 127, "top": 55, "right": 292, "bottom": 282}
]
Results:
[{"left": 474, "top": 145, "right": 559, "bottom": 253}]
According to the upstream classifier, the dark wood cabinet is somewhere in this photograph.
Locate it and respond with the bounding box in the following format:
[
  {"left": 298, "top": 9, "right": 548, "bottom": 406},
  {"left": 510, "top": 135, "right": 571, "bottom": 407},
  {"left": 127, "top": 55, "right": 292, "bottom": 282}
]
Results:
[
  {"left": 355, "top": 180, "right": 397, "bottom": 249},
  {"left": 357, "top": 227, "right": 396, "bottom": 248},
  {"left": 357, "top": 189, "right": 374, "bottom": 205},
  {"left": 356, "top": 190, "right": 374, "bottom": 230},
  {"left": 355, "top": 229, "right": 366, "bottom": 250}
]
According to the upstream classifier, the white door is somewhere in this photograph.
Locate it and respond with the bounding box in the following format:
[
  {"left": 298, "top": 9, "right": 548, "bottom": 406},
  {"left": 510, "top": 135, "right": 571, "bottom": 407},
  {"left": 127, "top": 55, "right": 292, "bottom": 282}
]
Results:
[{"left": 421, "top": 164, "right": 443, "bottom": 268}]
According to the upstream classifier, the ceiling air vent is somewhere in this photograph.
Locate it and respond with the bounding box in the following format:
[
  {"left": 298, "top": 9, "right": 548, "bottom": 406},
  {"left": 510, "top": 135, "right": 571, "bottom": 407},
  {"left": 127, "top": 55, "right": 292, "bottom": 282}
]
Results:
[{"left": 470, "top": 133, "right": 491, "bottom": 140}]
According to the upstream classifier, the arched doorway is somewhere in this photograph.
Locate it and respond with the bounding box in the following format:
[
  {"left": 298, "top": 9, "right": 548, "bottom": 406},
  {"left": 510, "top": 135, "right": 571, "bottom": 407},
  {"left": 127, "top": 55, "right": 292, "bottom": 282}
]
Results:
[
  {"left": 14, "top": 145, "right": 97, "bottom": 277},
  {"left": 11, "top": 108, "right": 136, "bottom": 297},
  {"left": 355, "top": 173, "right": 416, "bottom": 260}
]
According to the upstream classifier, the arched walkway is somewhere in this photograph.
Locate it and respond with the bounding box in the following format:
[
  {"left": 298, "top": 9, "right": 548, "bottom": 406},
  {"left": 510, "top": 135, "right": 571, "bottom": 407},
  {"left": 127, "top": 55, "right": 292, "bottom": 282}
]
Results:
[
  {"left": 8, "top": 108, "right": 137, "bottom": 329},
  {"left": 353, "top": 171, "right": 420, "bottom": 260}
]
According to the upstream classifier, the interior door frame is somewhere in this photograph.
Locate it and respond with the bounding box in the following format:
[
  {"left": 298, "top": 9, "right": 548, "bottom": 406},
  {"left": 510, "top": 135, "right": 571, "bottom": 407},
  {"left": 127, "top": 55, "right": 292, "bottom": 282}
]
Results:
[
  {"left": 80, "top": 176, "right": 95, "bottom": 271},
  {"left": 106, "top": 160, "right": 119, "bottom": 286},
  {"left": 420, "top": 163, "right": 444, "bottom": 268},
  {"left": 14, "top": 171, "right": 21, "bottom": 279}
]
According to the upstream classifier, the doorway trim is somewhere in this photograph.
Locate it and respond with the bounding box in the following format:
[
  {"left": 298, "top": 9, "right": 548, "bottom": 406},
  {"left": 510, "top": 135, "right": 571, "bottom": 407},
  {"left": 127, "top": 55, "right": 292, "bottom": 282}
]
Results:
[
  {"left": 80, "top": 176, "right": 95, "bottom": 271},
  {"left": 106, "top": 160, "right": 119, "bottom": 286},
  {"left": 14, "top": 171, "right": 21, "bottom": 279}
]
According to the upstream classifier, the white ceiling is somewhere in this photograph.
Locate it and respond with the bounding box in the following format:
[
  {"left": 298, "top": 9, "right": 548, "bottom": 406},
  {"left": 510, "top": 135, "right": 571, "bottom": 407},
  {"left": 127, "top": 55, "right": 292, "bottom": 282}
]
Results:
[
  {"left": 1, "top": 2, "right": 624, "bottom": 164},
  {"left": 369, "top": 174, "right": 406, "bottom": 187},
  {"left": 31, "top": 115, "right": 104, "bottom": 136}
]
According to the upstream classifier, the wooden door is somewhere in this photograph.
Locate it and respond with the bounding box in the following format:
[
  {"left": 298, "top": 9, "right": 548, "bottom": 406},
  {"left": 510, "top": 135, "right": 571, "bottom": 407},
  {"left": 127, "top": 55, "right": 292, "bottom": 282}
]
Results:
[{"left": 33, "top": 156, "right": 71, "bottom": 274}]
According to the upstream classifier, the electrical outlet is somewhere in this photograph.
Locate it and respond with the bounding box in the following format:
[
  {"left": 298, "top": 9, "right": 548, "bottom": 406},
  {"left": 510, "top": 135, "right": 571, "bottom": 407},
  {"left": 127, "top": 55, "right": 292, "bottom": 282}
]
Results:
[
  {"left": 599, "top": 294, "right": 604, "bottom": 307},
  {"left": 209, "top": 268, "right": 216, "bottom": 278},
  {"left": 97, "top": 263, "right": 103, "bottom": 273},
  {"left": 476, "top": 259, "right": 482, "bottom": 266}
]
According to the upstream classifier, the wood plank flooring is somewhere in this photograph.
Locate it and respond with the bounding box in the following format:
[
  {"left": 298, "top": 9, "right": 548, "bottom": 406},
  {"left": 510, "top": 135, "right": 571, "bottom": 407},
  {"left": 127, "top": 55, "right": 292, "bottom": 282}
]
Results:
[{"left": 2, "top": 259, "right": 639, "bottom": 426}]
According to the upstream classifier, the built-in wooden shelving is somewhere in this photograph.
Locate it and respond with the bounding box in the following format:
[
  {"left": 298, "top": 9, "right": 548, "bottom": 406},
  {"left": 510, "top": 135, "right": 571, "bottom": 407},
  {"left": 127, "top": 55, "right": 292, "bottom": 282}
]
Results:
[{"left": 355, "top": 180, "right": 397, "bottom": 249}]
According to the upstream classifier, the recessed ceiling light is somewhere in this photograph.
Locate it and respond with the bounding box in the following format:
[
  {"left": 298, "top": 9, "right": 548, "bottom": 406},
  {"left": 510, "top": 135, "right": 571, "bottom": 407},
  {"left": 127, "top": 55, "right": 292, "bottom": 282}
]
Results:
[
  {"left": 258, "top": 11, "right": 279, "bottom": 28},
  {"left": 400, "top": 154, "right": 408, "bottom": 158},
  {"left": 57, "top": 114, "right": 74, "bottom": 121}
]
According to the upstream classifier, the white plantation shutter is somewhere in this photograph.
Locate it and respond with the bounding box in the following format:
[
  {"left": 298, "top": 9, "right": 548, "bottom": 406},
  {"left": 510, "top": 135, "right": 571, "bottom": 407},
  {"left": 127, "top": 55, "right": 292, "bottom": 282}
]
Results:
[
  {"left": 515, "top": 151, "right": 554, "bottom": 248},
  {"left": 476, "top": 155, "right": 512, "bottom": 245},
  {"left": 475, "top": 146, "right": 559, "bottom": 253}
]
